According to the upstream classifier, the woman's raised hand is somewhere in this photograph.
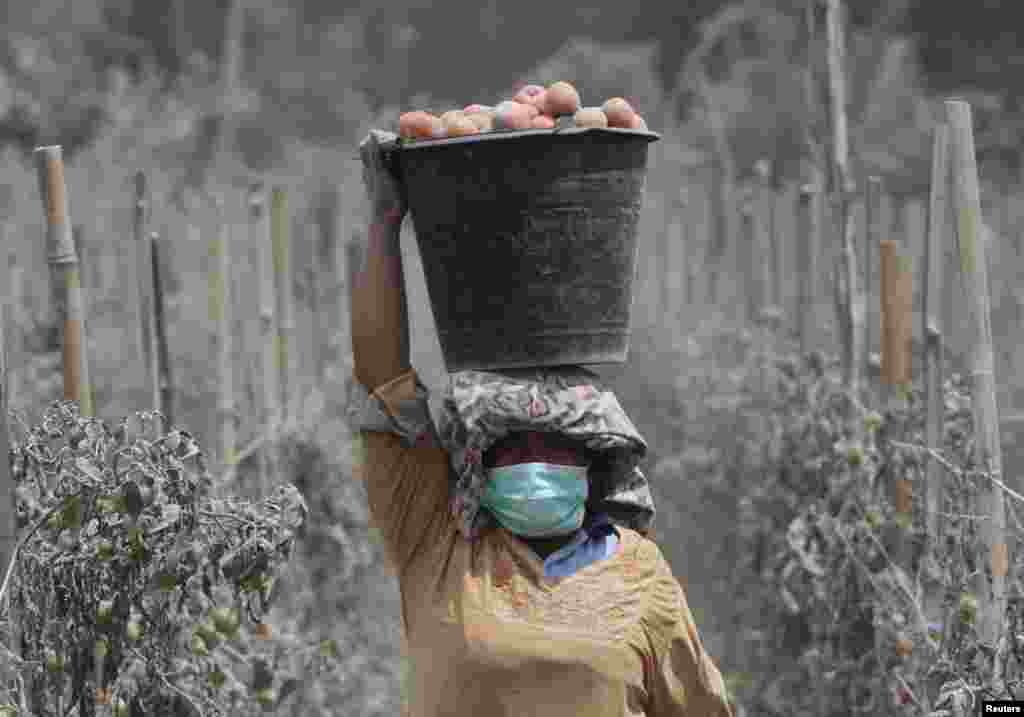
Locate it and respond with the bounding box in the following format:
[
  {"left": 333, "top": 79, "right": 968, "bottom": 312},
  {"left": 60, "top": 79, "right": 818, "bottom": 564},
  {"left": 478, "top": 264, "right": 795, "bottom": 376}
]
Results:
[{"left": 359, "top": 129, "right": 408, "bottom": 220}]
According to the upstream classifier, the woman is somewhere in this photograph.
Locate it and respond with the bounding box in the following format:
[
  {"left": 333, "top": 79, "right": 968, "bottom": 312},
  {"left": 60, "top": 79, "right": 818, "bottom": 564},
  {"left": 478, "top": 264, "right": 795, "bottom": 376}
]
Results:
[{"left": 349, "top": 129, "right": 732, "bottom": 716}]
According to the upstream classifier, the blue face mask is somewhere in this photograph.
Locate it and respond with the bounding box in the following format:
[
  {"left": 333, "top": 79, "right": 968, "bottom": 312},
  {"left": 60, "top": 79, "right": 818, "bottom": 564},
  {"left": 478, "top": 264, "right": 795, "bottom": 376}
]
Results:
[{"left": 481, "top": 462, "right": 589, "bottom": 538}]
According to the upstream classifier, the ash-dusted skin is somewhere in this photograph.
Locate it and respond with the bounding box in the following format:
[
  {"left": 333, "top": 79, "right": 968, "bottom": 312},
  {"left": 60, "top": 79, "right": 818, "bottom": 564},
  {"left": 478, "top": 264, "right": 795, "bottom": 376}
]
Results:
[{"left": 351, "top": 130, "right": 410, "bottom": 392}]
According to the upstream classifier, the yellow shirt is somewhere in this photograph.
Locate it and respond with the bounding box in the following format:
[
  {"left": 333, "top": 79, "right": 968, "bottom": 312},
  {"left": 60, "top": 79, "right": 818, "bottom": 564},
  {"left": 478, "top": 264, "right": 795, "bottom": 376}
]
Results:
[{"left": 355, "top": 370, "right": 733, "bottom": 717}]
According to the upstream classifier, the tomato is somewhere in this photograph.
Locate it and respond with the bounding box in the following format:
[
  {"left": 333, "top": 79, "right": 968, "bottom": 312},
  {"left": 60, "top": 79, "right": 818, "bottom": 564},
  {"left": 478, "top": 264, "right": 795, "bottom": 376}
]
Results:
[
  {"left": 126, "top": 620, "right": 143, "bottom": 642},
  {"left": 97, "top": 599, "right": 114, "bottom": 625},
  {"left": 254, "top": 688, "right": 276, "bottom": 706},
  {"left": 190, "top": 634, "right": 209, "bottom": 656}
]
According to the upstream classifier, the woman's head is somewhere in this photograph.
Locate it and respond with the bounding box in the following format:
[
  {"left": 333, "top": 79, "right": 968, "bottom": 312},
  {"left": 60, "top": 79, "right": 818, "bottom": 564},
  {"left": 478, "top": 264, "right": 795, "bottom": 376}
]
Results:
[
  {"left": 436, "top": 366, "right": 653, "bottom": 539},
  {"left": 481, "top": 430, "right": 591, "bottom": 537},
  {"left": 483, "top": 430, "right": 589, "bottom": 470}
]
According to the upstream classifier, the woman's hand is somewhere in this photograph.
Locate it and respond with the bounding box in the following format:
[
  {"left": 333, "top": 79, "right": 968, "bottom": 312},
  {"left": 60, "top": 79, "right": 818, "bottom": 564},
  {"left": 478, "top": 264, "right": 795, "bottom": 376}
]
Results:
[{"left": 359, "top": 129, "right": 408, "bottom": 220}]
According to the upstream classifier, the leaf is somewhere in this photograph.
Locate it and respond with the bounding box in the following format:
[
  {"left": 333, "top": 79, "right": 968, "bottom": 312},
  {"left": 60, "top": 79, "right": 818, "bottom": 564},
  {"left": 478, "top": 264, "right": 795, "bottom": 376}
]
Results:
[{"left": 75, "top": 457, "right": 102, "bottom": 482}]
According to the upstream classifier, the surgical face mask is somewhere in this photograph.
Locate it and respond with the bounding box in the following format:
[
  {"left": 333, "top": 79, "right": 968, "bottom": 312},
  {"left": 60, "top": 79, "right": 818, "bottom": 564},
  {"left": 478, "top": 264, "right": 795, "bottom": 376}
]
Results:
[{"left": 481, "top": 462, "right": 588, "bottom": 538}]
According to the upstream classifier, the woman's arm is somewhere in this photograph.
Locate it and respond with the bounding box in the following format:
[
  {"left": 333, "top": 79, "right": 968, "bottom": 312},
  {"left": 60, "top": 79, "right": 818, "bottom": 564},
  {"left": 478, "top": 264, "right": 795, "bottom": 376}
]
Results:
[{"left": 351, "top": 130, "right": 411, "bottom": 391}]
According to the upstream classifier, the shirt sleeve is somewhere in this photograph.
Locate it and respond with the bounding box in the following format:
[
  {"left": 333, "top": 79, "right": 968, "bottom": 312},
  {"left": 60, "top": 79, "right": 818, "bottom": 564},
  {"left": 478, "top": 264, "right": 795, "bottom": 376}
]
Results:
[
  {"left": 349, "top": 370, "right": 454, "bottom": 576},
  {"left": 346, "top": 369, "right": 435, "bottom": 447},
  {"left": 641, "top": 543, "right": 734, "bottom": 717}
]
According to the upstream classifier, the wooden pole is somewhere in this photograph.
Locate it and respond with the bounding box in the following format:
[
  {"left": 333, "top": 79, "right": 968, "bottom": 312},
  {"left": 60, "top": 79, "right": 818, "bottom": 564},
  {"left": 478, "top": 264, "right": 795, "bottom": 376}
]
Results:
[
  {"left": 210, "top": 196, "right": 235, "bottom": 469},
  {"left": 826, "top": 0, "right": 863, "bottom": 394},
  {"left": 664, "top": 193, "right": 685, "bottom": 326},
  {"left": 864, "top": 176, "right": 880, "bottom": 386},
  {"left": 3, "top": 230, "right": 23, "bottom": 411},
  {"left": 35, "top": 146, "right": 93, "bottom": 416},
  {"left": 133, "top": 170, "right": 157, "bottom": 407},
  {"left": 879, "top": 240, "right": 912, "bottom": 392},
  {"left": 314, "top": 184, "right": 339, "bottom": 377},
  {"left": 679, "top": 187, "right": 694, "bottom": 310},
  {"left": 919, "top": 124, "right": 950, "bottom": 698},
  {"left": 271, "top": 187, "right": 294, "bottom": 420},
  {"left": 252, "top": 182, "right": 278, "bottom": 496},
  {"left": 923, "top": 123, "right": 949, "bottom": 551},
  {"left": 0, "top": 290, "right": 16, "bottom": 689},
  {"left": 946, "top": 99, "right": 1008, "bottom": 657},
  {"left": 904, "top": 198, "right": 927, "bottom": 314},
  {"left": 694, "top": 185, "right": 712, "bottom": 309},
  {"left": 754, "top": 160, "right": 779, "bottom": 313},
  {"left": 72, "top": 225, "right": 87, "bottom": 296},
  {"left": 797, "top": 170, "right": 822, "bottom": 355},
  {"left": 150, "top": 231, "right": 174, "bottom": 426},
  {"left": 306, "top": 221, "right": 323, "bottom": 388},
  {"left": 740, "top": 193, "right": 758, "bottom": 322}
]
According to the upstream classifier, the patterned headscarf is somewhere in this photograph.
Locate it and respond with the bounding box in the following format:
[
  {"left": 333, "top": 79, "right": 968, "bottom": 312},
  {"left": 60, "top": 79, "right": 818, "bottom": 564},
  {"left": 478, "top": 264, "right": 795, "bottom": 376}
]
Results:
[{"left": 435, "top": 366, "right": 655, "bottom": 540}]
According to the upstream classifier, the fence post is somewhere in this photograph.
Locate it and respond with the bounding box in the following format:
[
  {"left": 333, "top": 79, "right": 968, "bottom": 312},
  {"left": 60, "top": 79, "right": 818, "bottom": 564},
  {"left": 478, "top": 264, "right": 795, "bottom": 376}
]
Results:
[
  {"left": 797, "top": 167, "right": 823, "bottom": 355},
  {"left": 210, "top": 195, "right": 236, "bottom": 470},
  {"left": 826, "top": 0, "right": 863, "bottom": 395},
  {"left": 946, "top": 99, "right": 1008, "bottom": 661},
  {"left": 664, "top": 191, "right": 686, "bottom": 327},
  {"left": 35, "top": 146, "right": 93, "bottom": 417},
  {"left": 879, "top": 240, "right": 912, "bottom": 399},
  {"left": 271, "top": 187, "right": 294, "bottom": 420},
  {"left": 678, "top": 187, "right": 694, "bottom": 310},
  {"left": 0, "top": 290, "right": 15, "bottom": 687},
  {"left": 754, "top": 160, "right": 778, "bottom": 315},
  {"left": 306, "top": 221, "right": 323, "bottom": 390},
  {"left": 150, "top": 230, "right": 174, "bottom": 427},
  {"left": 919, "top": 124, "right": 950, "bottom": 708},
  {"left": 864, "top": 176, "right": 880, "bottom": 388},
  {"left": 252, "top": 182, "right": 279, "bottom": 497},
  {"left": 740, "top": 192, "right": 758, "bottom": 322},
  {"left": 3, "top": 229, "right": 23, "bottom": 411},
  {"left": 133, "top": 171, "right": 158, "bottom": 407}
]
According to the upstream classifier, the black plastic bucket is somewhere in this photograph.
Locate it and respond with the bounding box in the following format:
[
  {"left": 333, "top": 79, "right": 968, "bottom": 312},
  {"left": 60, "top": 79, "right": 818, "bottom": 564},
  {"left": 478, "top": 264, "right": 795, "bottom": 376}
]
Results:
[{"left": 392, "top": 126, "right": 660, "bottom": 372}]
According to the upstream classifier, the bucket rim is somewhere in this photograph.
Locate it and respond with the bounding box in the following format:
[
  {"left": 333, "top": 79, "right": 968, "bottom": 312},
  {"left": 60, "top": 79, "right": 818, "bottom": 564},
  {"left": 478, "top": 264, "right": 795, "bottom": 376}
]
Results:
[{"left": 395, "top": 126, "right": 661, "bottom": 151}]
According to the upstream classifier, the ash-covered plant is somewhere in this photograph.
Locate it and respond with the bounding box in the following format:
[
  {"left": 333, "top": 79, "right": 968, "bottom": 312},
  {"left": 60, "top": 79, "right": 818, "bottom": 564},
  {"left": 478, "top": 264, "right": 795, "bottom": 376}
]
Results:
[
  {"left": 0, "top": 400, "right": 332, "bottom": 717},
  {"left": 669, "top": 332, "right": 1021, "bottom": 715}
]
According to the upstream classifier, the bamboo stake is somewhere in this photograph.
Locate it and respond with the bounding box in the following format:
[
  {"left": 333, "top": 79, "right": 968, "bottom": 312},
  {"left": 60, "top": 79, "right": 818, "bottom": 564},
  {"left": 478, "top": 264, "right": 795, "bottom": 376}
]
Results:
[
  {"left": 133, "top": 171, "right": 157, "bottom": 407},
  {"left": 306, "top": 221, "right": 323, "bottom": 387},
  {"left": 150, "top": 231, "right": 174, "bottom": 427},
  {"left": 864, "top": 176, "right": 880, "bottom": 385},
  {"left": 252, "top": 182, "right": 278, "bottom": 496},
  {"left": 880, "top": 240, "right": 912, "bottom": 391},
  {"left": 35, "top": 146, "right": 93, "bottom": 416},
  {"left": 241, "top": 186, "right": 260, "bottom": 421},
  {"left": 314, "top": 185, "right": 339, "bottom": 378},
  {"left": 919, "top": 125, "right": 950, "bottom": 699},
  {"left": 210, "top": 196, "right": 235, "bottom": 469},
  {"left": 755, "top": 160, "right": 779, "bottom": 314},
  {"left": 923, "top": 123, "right": 949, "bottom": 553},
  {"left": 0, "top": 296, "right": 21, "bottom": 697},
  {"left": 694, "top": 186, "right": 712, "bottom": 309},
  {"left": 680, "top": 187, "right": 694, "bottom": 309},
  {"left": 740, "top": 194, "right": 758, "bottom": 322},
  {"left": 3, "top": 231, "right": 23, "bottom": 410},
  {"left": 797, "top": 169, "right": 822, "bottom": 355},
  {"left": 946, "top": 99, "right": 1008, "bottom": 656},
  {"left": 271, "top": 187, "right": 294, "bottom": 420},
  {"left": 0, "top": 286, "right": 13, "bottom": 616},
  {"left": 72, "top": 225, "right": 86, "bottom": 295},
  {"left": 904, "top": 198, "right": 926, "bottom": 314},
  {"left": 826, "top": 0, "right": 864, "bottom": 394}
]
